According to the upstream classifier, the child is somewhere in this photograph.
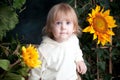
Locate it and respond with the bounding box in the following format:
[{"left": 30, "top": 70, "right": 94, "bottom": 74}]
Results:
[{"left": 28, "top": 3, "right": 87, "bottom": 80}]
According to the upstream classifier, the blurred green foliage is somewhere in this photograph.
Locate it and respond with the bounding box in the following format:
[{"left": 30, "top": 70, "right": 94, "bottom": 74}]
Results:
[
  {"left": 0, "top": 0, "right": 27, "bottom": 80},
  {"left": 0, "top": 0, "right": 25, "bottom": 41}
]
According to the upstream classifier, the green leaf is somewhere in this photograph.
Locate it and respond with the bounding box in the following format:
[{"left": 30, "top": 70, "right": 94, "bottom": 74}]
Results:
[
  {"left": 16, "top": 67, "right": 29, "bottom": 76},
  {"left": 97, "top": 61, "right": 106, "bottom": 71},
  {"left": 112, "top": 48, "right": 120, "bottom": 56},
  {"left": 0, "top": 5, "right": 18, "bottom": 41},
  {"left": 3, "top": 72, "right": 25, "bottom": 80},
  {"left": 103, "top": 74, "right": 112, "bottom": 80},
  {"left": 0, "top": 59, "right": 10, "bottom": 71},
  {"left": 13, "top": 0, "right": 26, "bottom": 9},
  {"left": 95, "top": 48, "right": 104, "bottom": 58}
]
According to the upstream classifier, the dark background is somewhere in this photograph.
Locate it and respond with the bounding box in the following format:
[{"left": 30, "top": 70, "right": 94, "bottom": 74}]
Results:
[{"left": 6, "top": 0, "right": 68, "bottom": 44}]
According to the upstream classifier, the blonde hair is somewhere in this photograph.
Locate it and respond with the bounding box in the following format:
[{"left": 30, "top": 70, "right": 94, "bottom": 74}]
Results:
[{"left": 43, "top": 3, "right": 82, "bottom": 37}]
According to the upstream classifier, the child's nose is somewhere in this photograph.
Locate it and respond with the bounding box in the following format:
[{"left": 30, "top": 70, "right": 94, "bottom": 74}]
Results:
[{"left": 61, "top": 23, "right": 66, "bottom": 29}]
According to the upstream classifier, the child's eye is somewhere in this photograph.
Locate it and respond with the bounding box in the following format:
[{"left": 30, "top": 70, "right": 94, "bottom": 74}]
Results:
[
  {"left": 66, "top": 21, "right": 71, "bottom": 25},
  {"left": 56, "top": 21, "right": 61, "bottom": 25}
]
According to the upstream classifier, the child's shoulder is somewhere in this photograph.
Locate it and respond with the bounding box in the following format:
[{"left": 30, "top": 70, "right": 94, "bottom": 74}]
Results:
[{"left": 69, "top": 34, "right": 79, "bottom": 43}]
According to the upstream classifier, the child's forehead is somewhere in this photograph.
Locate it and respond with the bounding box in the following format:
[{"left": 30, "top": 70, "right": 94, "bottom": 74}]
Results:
[
  {"left": 55, "top": 17, "right": 72, "bottom": 21},
  {"left": 54, "top": 13, "right": 73, "bottom": 21}
]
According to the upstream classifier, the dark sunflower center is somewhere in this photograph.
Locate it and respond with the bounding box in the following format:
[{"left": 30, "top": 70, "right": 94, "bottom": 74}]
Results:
[{"left": 93, "top": 14, "right": 108, "bottom": 33}]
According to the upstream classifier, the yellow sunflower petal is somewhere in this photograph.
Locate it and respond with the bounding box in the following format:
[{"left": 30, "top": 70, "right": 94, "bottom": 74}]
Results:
[
  {"left": 22, "top": 46, "right": 26, "bottom": 53},
  {"left": 92, "top": 9, "right": 96, "bottom": 16},
  {"left": 93, "top": 33, "right": 97, "bottom": 40},
  {"left": 88, "top": 13, "right": 92, "bottom": 17},
  {"left": 102, "top": 34, "right": 111, "bottom": 42},
  {"left": 107, "top": 30, "right": 115, "bottom": 35},
  {"left": 105, "top": 16, "right": 117, "bottom": 28},
  {"left": 103, "top": 10, "right": 110, "bottom": 16},
  {"left": 101, "top": 7, "right": 104, "bottom": 13},
  {"left": 97, "top": 39, "right": 100, "bottom": 45},
  {"left": 95, "top": 5, "right": 100, "bottom": 13},
  {"left": 82, "top": 26, "right": 91, "bottom": 32},
  {"left": 101, "top": 40, "right": 107, "bottom": 46},
  {"left": 87, "top": 18, "right": 92, "bottom": 23}
]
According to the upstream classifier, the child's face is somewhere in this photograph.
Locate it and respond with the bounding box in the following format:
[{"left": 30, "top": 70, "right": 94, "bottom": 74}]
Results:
[{"left": 51, "top": 19, "right": 74, "bottom": 42}]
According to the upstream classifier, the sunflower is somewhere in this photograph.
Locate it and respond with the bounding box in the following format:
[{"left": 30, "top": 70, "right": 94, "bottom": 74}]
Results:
[
  {"left": 22, "top": 44, "right": 42, "bottom": 68},
  {"left": 83, "top": 5, "right": 117, "bottom": 46}
]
